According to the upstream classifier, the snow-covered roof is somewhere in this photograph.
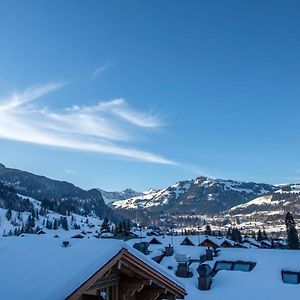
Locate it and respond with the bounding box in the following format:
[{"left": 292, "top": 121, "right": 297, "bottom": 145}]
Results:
[
  {"left": 157, "top": 243, "right": 300, "bottom": 299},
  {"left": 128, "top": 234, "right": 300, "bottom": 300},
  {"left": 0, "top": 235, "right": 184, "bottom": 300}
]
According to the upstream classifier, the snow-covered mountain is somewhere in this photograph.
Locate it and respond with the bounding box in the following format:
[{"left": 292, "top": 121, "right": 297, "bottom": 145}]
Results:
[
  {"left": 228, "top": 184, "right": 300, "bottom": 216},
  {"left": 98, "top": 188, "right": 142, "bottom": 204},
  {"left": 0, "top": 163, "right": 121, "bottom": 223},
  {"left": 112, "top": 176, "right": 275, "bottom": 214}
]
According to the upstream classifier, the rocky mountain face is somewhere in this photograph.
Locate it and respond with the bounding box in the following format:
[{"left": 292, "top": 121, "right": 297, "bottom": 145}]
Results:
[
  {"left": 98, "top": 188, "right": 142, "bottom": 204},
  {"left": 0, "top": 164, "right": 121, "bottom": 223},
  {"left": 112, "top": 176, "right": 276, "bottom": 215}
]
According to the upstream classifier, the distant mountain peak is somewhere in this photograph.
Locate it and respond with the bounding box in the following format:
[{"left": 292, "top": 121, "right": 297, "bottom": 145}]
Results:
[
  {"left": 99, "top": 188, "right": 142, "bottom": 204},
  {"left": 0, "top": 163, "right": 6, "bottom": 169},
  {"left": 112, "top": 176, "right": 276, "bottom": 214}
]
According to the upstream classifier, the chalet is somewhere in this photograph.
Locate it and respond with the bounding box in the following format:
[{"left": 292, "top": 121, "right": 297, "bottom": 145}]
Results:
[
  {"left": 199, "top": 238, "right": 219, "bottom": 249},
  {"left": 133, "top": 242, "right": 150, "bottom": 255},
  {"left": 233, "top": 242, "right": 245, "bottom": 248},
  {"left": 273, "top": 239, "right": 286, "bottom": 249},
  {"left": 219, "top": 239, "right": 234, "bottom": 248},
  {"left": 242, "top": 237, "right": 261, "bottom": 249},
  {"left": 36, "top": 229, "right": 46, "bottom": 235},
  {"left": 0, "top": 236, "right": 186, "bottom": 300},
  {"left": 71, "top": 233, "right": 85, "bottom": 239},
  {"left": 260, "top": 240, "right": 272, "bottom": 249},
  {"left": 180, "top": 237, "right": 195, "bottom": 246},
  {"left": 149, "top": 237, "right": 162, "bottom": 245}
]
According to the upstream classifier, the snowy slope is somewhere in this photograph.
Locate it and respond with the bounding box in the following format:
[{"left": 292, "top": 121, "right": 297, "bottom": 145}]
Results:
[
  {"left": 0, "top": 194, "right": 105, "bottom": 236},
  {"left": 0, "top": 163, "right": 121, "bottom": 222}
]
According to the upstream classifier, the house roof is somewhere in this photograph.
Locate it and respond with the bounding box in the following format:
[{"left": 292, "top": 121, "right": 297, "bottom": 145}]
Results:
[
  {"left": 0, "top": 235, "right": 185, "bottom": 300},
  {"left": 156, "top": 242, "right": 300, "bottom": 300}
]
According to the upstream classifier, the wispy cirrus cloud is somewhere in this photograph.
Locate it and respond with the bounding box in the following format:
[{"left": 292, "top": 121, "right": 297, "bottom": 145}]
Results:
[
  {"left": 0, "top": 82, "right": 66, "bottom": 111},
  {"left": 69, "top": 99, "right": 162, "bottom": 128},
  {"left": 89, "top": 64, "right": 110, "bottom": 80},
  {"left": 0, "top": 82, "right": 175, "bottom": 165}
]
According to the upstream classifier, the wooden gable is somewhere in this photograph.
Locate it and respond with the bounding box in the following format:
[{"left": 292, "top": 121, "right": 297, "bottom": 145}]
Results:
[
  {"left": 180, "top": 237, "right": 195, "bottom": 246},
  {"left": 199, "top": 238, "right": 219, "bottom": 249},
  {"left": 66, "top": 249, "right": 186, "bottom": 300}
]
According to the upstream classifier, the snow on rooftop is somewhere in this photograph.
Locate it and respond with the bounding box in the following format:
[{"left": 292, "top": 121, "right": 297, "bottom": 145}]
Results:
[
  {"left": 128, "top": 234, "right": 300, "bottom": 300},
  {"left": 181, "top": 248, "right": 300, "bottom": 300},
  {"left": 0, "top": 235, "right": 184, "bottom": 300}
]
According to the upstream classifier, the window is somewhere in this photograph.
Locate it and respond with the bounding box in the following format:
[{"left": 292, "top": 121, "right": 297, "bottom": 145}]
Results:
[
  {"left": 214, "top": 262, "right": 233, "bottom": 271},
  {"left": 233, "top": 263, "right": 251, "bottom": 272},
  {"left": 213, "top": 261, "right": 256, "bottom": 273},
  {"left": 282, "top": 271, "right": 300, "bottom": 284}
]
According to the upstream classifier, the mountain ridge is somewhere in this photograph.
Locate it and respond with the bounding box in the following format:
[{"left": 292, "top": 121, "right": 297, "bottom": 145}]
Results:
[
  {"left": 112, "top": 176, "right": 276, "bottom": 215},
  {"left": 0, "top": 163, "right": 121, "bottom": 223}
]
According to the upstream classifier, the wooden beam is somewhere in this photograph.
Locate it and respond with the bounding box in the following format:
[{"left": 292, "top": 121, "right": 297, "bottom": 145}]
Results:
[
  {"left": 122, "top": 251, "right": 186, "bottom": 297},
  {"left": 136, "top": 287, "right": 166, "bottom": 300},
  {"left": 120, "top": 279, "right": 152, "bottom": 297},
  {"left": 119, "top": 258, "right": 175, "bottom": 296}
]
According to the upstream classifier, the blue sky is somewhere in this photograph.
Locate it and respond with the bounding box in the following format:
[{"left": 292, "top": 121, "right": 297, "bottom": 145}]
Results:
[{"left": 0, "top": 1, "right": 300, "bottom": 191}]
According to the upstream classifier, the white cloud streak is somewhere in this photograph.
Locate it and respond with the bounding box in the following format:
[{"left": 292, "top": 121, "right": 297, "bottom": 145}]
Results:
[
  {"left": 0, "top": 82, "right": 66, "bottom": 111},
  {"left": 0, "top": 83, "right": 175, "bottom": 165},
  {"left": 89, "top": 64, "right": 110, "bottom": 80}
]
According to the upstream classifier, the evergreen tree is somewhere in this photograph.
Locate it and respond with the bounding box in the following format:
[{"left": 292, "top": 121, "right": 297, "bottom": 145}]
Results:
[
  {"left": 285, "top": 212, "right": 295, "bottom": 228},
  {"left": 27, "top": 215, "right": 35, "bottom": 228},
  {"left": 113, "top": 223, "right": 121, "bottom": 236},
  {"left": 46, "top": 219, "right": 53, "bottom": 230},
  {"left": 287, "top": 226, "right": 299, "bottom": 249},
  {"left": 60, "top": 217, "right": 69, "bottom": 231},
  {"left": 262, "top": 230, "right": 268, "bottom": 240},
  {"left": 53, "top": 219, "right": 58, "bottom": 230},
  {"left": 17, "top": 211, "right": 22, "bottom": 221},
  {"left": 285, "top": 212, "right": 299, "bottom": 249},
  {"left": 231, "top": 228, "right": 242, "bottom": 243},
  {"left": 125, "top": 220, "right": 131, "bottom": 234},
  {"left": 205, "top": 225, "right": 212, "bottom": 236},
  {"left": 6, "top": 208, "right": 12, "bottom": 221},
  {"left": 101, "top": 217, "right": 110, "bottom": 233},
  {"left": 257, "top": 229, "right": 263, "bottom": 242},
  {"left": 226, "top": 227, "right": 232, "bottom": 238}
]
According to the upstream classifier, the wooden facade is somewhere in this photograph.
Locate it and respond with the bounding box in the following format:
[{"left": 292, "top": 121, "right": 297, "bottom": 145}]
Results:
[
  {"left": 66, "top": 249, "right": 186, "bottom": 300},
  {"left": 180, "top": 237, "right": 195, "bottom": 246},
  {"left": 199, "top": 238, "right": 219, "bottom": 249}
]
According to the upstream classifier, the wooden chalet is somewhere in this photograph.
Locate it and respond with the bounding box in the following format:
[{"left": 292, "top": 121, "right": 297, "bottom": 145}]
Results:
[
  {"left": 149, "top": 237, "right": 162, "bottom": 245},
  {"left": 71, "top": 233, "right": 85, "bottom": 239},
  {"left": 199, "top": 238, "right": 219, "bottom": 249},
  {"left": 260, "top": 240, "right": 271, "bottom": 249},
  {"left": 67, "top": 248, "right": 186, "bottom": 300},
  {"left": 180, "top": 237, "right": 195, "bottom": 246},
  {"left": 0, "top": 236, "right": 185, "bottom": 300},
  {"left": 219, "top": 239, "right": 234, "bottom": 248}
]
